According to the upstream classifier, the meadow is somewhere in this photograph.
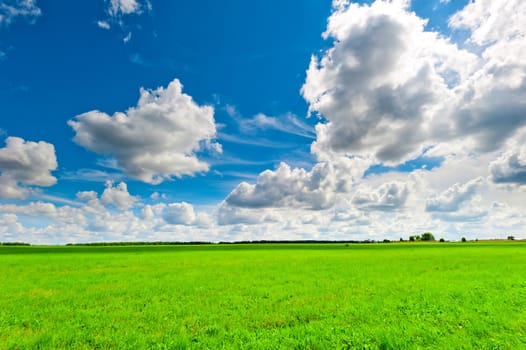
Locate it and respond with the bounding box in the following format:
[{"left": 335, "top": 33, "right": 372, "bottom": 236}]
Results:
[{"left": 0, "top": 242, "right": 525, "bottom": 349}]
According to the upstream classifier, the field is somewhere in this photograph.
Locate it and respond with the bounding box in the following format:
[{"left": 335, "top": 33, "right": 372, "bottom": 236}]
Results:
[{"left": 1, "top": 242, "right": 525, "bottom": 349}]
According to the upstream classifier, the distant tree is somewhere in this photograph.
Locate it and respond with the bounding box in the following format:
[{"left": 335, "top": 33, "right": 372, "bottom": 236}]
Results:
[
  {"left": 439, "top": 238, "right": 445, "bottom": 242},
  {"left": 383, "top": 239, "right": 391, "bottom": 243},
  {"left": 409, "top": 236, "right": 415, "bottom": 242},
  {"left": 421, "top": 232, "right": 435, "bottom": 241},
  {"left": 461, "top": 237, "right": 467, "bottom": 242},
  {"left": 507, "top": 236, "right": 515, "bottom": 241},
  {"left": 399, "top": 237, "right": 404, "bottom": 242}
]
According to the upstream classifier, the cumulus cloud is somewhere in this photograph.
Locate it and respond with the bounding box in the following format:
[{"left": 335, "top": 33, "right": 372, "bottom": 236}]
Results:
[
  {"left": 489, "top": 145, "right": 526, "bottom": 184},
  {"left": 68, "top": 79, "right": 219, "bottom": 184},
  {"left": 216, "top": 204, "right": 264, "bottom": 226},
  {"left": 302, "top": 0, "right": 526, "bottom": 164},
  {"left": 225, "top": 158, "right": 369, "bottom": 211},
  {"left": 0, "top": 201, "right": 57, "bottom": 216},
  {"left": 140, "top": 205, "right": 155, "bottom": 220},
  {"left": 352, "top": 181, "right": 410, "bottom": 211},
  {"left": 449, "top": 0, "right": 525, "bottom": 47},
  {"left": 100, "top": 181, "right": 138, "bottom": 210},
  {"left": 0, "top": 0, "right": 41, "bottom": 26},
  {"left": 433, "top": 0, "right": 526, "bottom": 154},
  {"left": 160, "top": 202, "right": 212, "bottom": 227},
  {"left": 0, "top": 137, "right": 57, "bottom": 199},
  {"left": 76, "top": 191, "right": 98, "bottom": 201},
  {"left": 4, "top": 0, "right": 526, "bottom": 243},
  {"left": 426, "top": 177, "right": 484, "bottom": 212},
  {"left": 302, "top": 0, "right": 474, "bottom": 163},
  {"left": 162, "top": 202, "right": 196, "bottom": 225}
]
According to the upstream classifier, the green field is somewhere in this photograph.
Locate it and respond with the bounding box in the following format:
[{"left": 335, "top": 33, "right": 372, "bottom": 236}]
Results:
[{"left": 1, "top": 243, "right": 525, "bottom": 349}]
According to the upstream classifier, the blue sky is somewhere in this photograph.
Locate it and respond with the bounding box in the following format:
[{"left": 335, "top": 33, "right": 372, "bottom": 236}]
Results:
[{"left": 1, "top": 0, "right": 526, "bottom": 244}]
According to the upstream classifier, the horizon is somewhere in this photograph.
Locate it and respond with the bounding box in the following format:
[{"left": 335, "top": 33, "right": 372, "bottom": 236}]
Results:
[{"left": 1, "top": 0, "right": 526, "bottom": 244}]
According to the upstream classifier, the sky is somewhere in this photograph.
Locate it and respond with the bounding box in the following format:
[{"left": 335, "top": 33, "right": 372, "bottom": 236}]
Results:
[{"left": 0, "top": 0, "right": 525, "bottom": 244}]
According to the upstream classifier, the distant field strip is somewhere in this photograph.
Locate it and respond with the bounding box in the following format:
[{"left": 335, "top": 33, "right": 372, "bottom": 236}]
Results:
[{"left": 0, "top": 243, "right": 525, "bottom": 349}]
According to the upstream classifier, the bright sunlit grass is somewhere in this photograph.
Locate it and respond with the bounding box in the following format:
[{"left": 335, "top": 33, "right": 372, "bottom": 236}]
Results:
[{"left": 1, "top": 242, "right": 525, "bottom": 349}]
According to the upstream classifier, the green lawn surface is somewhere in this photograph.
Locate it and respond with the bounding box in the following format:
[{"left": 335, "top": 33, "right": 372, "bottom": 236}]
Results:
[{"left": 1, "top": 242, "right": 525, "bottom": 349}]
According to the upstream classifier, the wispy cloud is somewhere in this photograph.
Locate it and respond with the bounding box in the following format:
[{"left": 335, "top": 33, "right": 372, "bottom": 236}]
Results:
[
  {"left": 37, "top": 194, "right": 84, "bottom": 207},
  {"left": 97, "top": 20, "right": 110, "bottom": 30},
  {"left": 0, "top": 0, "right": 41, "bottom": 27},
  {"left": 218, "top": 132, "right": 297, "bottom": 149},
  {"left": 123, "top": 32, "right": 132, "bottom": 43},
  {"left": 240, "top": 113, "right": 315, "bottom": 139},
  {"left": 60, "top": 169, "right": 123, "bottom": 183},
  {"left": 97, "top": 0, "right": 152, "bottom": 42}
]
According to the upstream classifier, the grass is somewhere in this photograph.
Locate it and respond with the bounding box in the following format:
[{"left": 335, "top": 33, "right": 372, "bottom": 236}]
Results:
[{"left": 0, "top": 242, "right": 525, "bottom": 349}]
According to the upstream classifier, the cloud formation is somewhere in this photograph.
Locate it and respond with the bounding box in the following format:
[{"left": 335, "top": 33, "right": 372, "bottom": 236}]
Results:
[
  {"left": 426, "top": 177, "right": 484, "bottom": 212},
  {"left": 302, "top": 1, "right": 468, "bottom": 163},
  {"left": 352, "top": 181, "right": 410, "bottom": 211},
  {"left": 98, "top": 0, "right": 151, "bottom": 39},
  {"left": 240, "top": 113, "right": 315, "bottom": 139},
  {"left": 225, "top": 158, "right": 369, "bottom": 210},
  {"left": 302, "top": 0, "right": 526, "bottom": 164},
  {"left": 0, "top": 137, "right": 57, "bottom": 199},
  {"left": 162, "top": 202, "right": 197, "bottom": 226},
  {"left": 101, "top": 181, "right": 138, "bottom": 210},
  {"left": 69, "top": 79, "right": 219, "bottom": 184},
  {"left": 107, "top": 0, "right": 143, "bottom": 17},
  {"left": 490, "top": 145, "right": 526, "bottom": 184},
  {"left": 0, "top": 0, "right": 41, "bottom": 26},
  {"left": 3, "top": 0, "right": 526, "bottom": 244}
]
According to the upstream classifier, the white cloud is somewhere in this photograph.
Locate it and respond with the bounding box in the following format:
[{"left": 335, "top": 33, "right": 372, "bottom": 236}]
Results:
[
  {"left": 100, "top": 181, "right": 138, "bottom": 210},
  {"left": 0, "top": 136, "right": 57, "bottom": 199},
  {"left": 0, "top": 0, "right": 41, "bottom": 26},
  {"left": 123, "top": 32, "right": 132, "bottom": 43},
  {"left": 4, "top": 0, "right": 526, "bottom": 244},
  {"left": 302, "top": 0, "right": 475, "bottom": 164},
  {"left": 352, "top": 181, "right": 410, "bottom": 211},
  {"left": 76, "top": 191, "right": 98, "bottom": 201},
  {"left": 150, "top": 191, "right": 166, "bottom": 200},
  {"left": 216, "top": 204, "right": 264, "bottom": 226},
  {"left": 162, "top": 202, "right": 213, "bottom": 228},
  {"left": 240, "top": 113, "right": 315, "bottom": 139},
  {"left": 68, "top": 79, "right": 219, "bottom": 184},
  {"left": 140, "top": 205, "right": 154, "bottom": 220},
  {"left": 162, "top": 202, "right": 196, "bottom": 225},
  {"left": 61, "top": 169, "right": 123, "bottom": 183},
  {"left": 426, "top": 177, "right": 484, "bottom": 212},
  {"left": 443, "top": 0, "right": 526, "bottom": 154},
  {"left": 0, "top": 201, "right": 57, "bottom": 216},
  {"left": 98, "top": 0, "right": 152, "bottom": 41},
  {"left": 107, "top": 0, "right": 141, "bottom": 17},
  {"left": 449, "top": 0, "right": 525, "bottom": 47},
  {"left": 302, "top": 0, "right": 526, "bottom": 165},
  {"left": 490, "top": 144, "right": 526, "bottom": 184},
  {"left": 97, "top": 20, "right": 111, "bottom": 30},
  {"left": 225, "top": 158, "right": 369, "bottom": 211}
]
